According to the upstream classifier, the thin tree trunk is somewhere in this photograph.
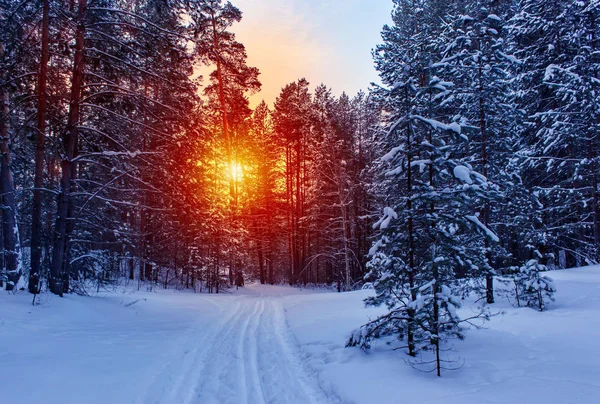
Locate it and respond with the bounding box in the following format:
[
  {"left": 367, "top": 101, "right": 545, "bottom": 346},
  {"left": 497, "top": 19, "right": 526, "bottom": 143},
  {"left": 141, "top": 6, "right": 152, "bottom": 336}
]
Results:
[
  {"left": 257, "top": 234, "right": 265, "bottom": 284},
  {"left": 29, "top": 0, "right": 50, "bottom": 294},
  {"left": 339, "top": 175, "right": 352, "bottom": 291},
  {"left": 0, "top": 216, "right": 4, "bottom": 288},
  {"left": 129, "top": 258, "right": 134, "bottom": 280},
  {"left": 50, "top": 0, "right": 87, "bottom": 296},
  {"left": 294, "top": 132, "right": 301, "bottom": 285},
  {"left": 406, "top": 118, "right": 416, "bottom": 357},
  {"left": 589, "top": 14, "right": 600, "bottom": 251},
  {"left": 479, "top": 60, "right": 494, "bottom": 304},
  {"left": 210, "top": 11, "right": 236, "bottom": 287},
  {"left": 266, "top": 182, "right": 274, "bottom": 285},
  {"left": 0, "top": 59, "right": 21, "bottom": 291},
  {"left": 432, "top": 245, "right": 441, "bottom": 377},
  {"left": 286, "top": 144, "right": 293, "bottom": 284}
]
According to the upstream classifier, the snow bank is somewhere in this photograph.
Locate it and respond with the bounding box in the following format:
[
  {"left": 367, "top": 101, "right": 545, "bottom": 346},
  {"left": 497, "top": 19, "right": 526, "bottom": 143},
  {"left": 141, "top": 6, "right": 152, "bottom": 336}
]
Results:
[
  {"left": 283, "top": 266, "right": 600, "bottom": 403},
  {"left": 2, "top": 267, "right": 600, "bottom": 403}
]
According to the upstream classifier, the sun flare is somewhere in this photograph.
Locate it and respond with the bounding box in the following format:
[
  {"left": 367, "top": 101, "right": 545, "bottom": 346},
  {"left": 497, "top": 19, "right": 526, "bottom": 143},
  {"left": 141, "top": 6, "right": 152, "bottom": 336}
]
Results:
[{"left": 229, "top": 161, "right": 244, "bottom": 183}]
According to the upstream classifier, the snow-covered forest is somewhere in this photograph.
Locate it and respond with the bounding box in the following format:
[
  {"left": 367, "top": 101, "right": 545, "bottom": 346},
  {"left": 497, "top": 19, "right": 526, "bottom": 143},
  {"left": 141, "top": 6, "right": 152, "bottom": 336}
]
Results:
[{"left": 1, "top": 0, "right": 599, "bottom": 402}]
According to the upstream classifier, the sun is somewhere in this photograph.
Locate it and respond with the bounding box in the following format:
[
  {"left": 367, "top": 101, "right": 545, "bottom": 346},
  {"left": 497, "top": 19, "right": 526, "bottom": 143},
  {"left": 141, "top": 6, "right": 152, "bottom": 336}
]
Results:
[{"left": 229, "top": 161, "right": 244, "bottom": 183}]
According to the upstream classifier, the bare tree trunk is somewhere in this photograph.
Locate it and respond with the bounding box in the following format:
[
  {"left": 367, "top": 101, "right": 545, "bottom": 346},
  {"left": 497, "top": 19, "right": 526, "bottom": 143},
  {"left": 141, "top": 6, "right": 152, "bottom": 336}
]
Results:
[
  {"left": 294, "top": 135, "right": 301, "bottom": 285},
  {"left": 211, "top": 15, "right": 233, "bottom": 206},
  {"left": 257, "top": 232, "right": 265, "bottom": 284},
  {"left": 0, "top": 215, "right": 4, "bottom": 288},
  {"left": 267, "top": 249, "right": 273, "bottom": 285},
  {"left": 339, "top": 172, "right": 352, "bottom": 291},
  {"left": 29, "top": 0, "right": 50, "bottom": 294},
  {"left": 286, "top": 144, "right": 293, "bottom": 284},
  {"left": 210, "top": 11, "right": 237, "bottom": 287},
  {"left": 129, "top": 259, "right": 134, "bottom": 280},
  {"left": 406, "top": 118, "right": 416, "bottom": 357},
  {"left": 266, "top": 185, "right": 274, "bottom": 285},
  {"left": 478, "top": 71, "right": 494, "bottom": 304},
  {"left": 431, "top": 245, "right": 441, "bottom": 377},
  {"left": 0, "top": 57, "right": 21, "bottom": 291},
  {"left": 589, "top": 143, "right": 600, "bottom": 248},
  {"left": 50, "top": 0, "right": 86, "bottom": 296},
  {"left": 589, "top": 15, "right": 600, "bottom": 252}
]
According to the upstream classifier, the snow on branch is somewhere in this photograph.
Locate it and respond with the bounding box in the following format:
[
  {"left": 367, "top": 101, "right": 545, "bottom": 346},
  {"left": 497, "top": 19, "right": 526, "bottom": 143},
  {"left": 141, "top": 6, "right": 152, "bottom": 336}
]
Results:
[
  {"left": 380, "top": 145, "right": 403, "bottom": 162},
  {"left": 453, "top": 165, "right": 473, "bottom": 184},
  {"left": 88, "top": 7, "right": 190, "bottom": 40},
  {"left": 465, "top": 215, "right": 499, "bottom": 242},
  {"left": 497, "top": 51, "right": 522, "bottom": 64},
  {"left": 373, "top": 207, "right": 398, "bottom": 231},
  {"left": 409, "top": 114, "right": 462, "bottom": 134}
]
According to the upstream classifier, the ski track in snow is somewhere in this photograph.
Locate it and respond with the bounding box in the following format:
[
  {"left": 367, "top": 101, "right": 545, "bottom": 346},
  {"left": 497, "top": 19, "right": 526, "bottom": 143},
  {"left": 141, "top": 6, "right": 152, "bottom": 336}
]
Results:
[
  {"left": 3, "top": 268, "right": 600, "bottom": 404},
  {"left": 139, "top": 290, "right": 338, "bottom": 404}
]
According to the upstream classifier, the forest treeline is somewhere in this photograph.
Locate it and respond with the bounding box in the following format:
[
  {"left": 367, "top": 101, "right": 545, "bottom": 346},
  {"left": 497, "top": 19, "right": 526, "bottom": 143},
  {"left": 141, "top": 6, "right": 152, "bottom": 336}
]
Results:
[
  {"left": 348, "top": 0, "right": 597, "bottom": 376},
  {"left": 0, "top": 0, "right": 597, "bottom": 319},
  {"left": 0, "top": 0, "right": 378, "bottom": 295}
]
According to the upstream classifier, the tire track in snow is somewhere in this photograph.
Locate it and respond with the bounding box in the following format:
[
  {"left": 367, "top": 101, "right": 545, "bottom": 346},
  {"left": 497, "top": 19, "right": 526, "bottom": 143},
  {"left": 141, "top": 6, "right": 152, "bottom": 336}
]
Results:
[
  {"left": 252, "top": 299, "right": 333, "bottom": 404},
  {"left": 166, "top": 298, "right": 246, "bottom": 403},
  {"left": 272, "top": 301, "right": 345, "bottom": 404},
  {"left": 141, "top": 291, "right": 340, "bottom": 404},
  {"left": 187, "top": 296, "right": 259, "bottom": 404},
  {"left": 232, "top": 297, "right": 259, "bottom": 404},
  {"left": 244, "top": 299, "right": 267, "bottom": 404},
  {"left": 138, "top": 298, "right": 243, "bottom": 404}
]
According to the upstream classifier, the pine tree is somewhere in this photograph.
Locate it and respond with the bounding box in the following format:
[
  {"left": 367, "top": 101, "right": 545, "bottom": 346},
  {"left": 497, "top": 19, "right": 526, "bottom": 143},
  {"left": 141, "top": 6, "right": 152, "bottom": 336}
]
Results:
[
  {"left": 0, "top": 0, "right": 40, "bottom": 290},
  {"left": 29, "top": 0, "right": 50, "bottom": 294},
  {"left": 273, "top": 79, "right": 313, "bottom": 285},
  {"left": 511, "top": 0, "right": 600, "bottom": 267},
  {"left": 513, "top": 259, "right": 556, "bottom": 311},
  {"left": 190, "top": 0, "right": 260, "bottom": 205},
  {"left": 349, "top": 0, "right": 496, "bottom": 376},
  {"left": 248, "top": 101, "right": 280, "bottom": 284},
  {"left": 433, "top": 0, "right": 520, "bottom": 302}
]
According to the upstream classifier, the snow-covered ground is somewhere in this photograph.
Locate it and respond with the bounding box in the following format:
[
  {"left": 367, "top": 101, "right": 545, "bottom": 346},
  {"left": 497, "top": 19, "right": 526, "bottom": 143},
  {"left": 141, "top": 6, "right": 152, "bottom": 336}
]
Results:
[{"left": 1, "top": 266, "right": 599, "bottom": 403}]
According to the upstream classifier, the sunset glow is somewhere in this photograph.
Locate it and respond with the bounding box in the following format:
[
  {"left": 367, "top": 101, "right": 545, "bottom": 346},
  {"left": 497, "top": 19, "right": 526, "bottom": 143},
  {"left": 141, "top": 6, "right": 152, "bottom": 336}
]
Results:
[
  {"left": 229, "top": 161, "right": 244, "bottom": 184},
  {"left": 229, "top": 0, "right": 392, "bottom": 106},
  {"left": 4, "top": 0, "right": 598, "bottom": 401}
]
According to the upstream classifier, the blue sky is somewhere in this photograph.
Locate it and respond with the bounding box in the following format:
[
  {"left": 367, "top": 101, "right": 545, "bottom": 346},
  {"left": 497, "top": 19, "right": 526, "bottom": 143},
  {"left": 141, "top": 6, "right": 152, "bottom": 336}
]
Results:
[{"left": 231, "top": 0, "right": 393, "bottom": 106}]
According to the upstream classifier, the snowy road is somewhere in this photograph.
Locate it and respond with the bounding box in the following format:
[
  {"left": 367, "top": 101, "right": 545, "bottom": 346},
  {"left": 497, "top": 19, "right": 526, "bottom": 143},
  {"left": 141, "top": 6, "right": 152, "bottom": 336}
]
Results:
[
  {"left": 4, "top": 268, "right": 600, "bottom": 404},
  {"left": 138, "top": 288, "right": 335, "bottom": 404}
]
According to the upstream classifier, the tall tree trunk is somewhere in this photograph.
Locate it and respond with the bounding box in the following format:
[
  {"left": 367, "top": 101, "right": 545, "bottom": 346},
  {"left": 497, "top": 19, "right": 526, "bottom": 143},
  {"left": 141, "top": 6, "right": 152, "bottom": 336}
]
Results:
[
  {"left": 589, "top": 143, "right": 600, "bottom": 248},
  {"left": 267, "top": 249, "right": 273, "bottom": 285},
  {"left": 431, "top": 244, "right": 441, "bottom": 377},
  {"left": 339, "top": 173, "right": 352, "bottom": 291},
  {"left": 406, "top": 118, "right": 416, "bottom": 357},
  {"left": 257, "top": 236, "right": 265, "bottom": 284},
  {"left": 589, "top": 13, "right": 600, "bottom": 254},
  {"left": 479, "top": 61, "right": 494, "bottom": 304},
  {"left": 294, "top": 133, "right": 301, "bottom": 285},
  {"left": 50, "top": 0, "right": 86, "bottom": 296},
  {"left": 210, "top": 12, "right": 236, "bottom": 287},
  {"left": 129, "top": 259, "right": 135, "bottom": 280},
  {"left": 0, "top": 54, "right": 21, "bottom": 291},
  {"left": 29, "top": 0, "right": 50, "bottom": 294},
  {"left": 212, "top": 34, "right": 233, "bottom": 205},
  {"left": 266, "top": 186, "right": 274, "bottom": 285},
  {"left": 286, "top": 144, "right": 293, "bottom": 284}
]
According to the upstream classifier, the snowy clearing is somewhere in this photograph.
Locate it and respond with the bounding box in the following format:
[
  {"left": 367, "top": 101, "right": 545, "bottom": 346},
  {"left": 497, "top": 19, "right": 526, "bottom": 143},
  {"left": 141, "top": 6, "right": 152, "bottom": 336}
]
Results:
[{"left": 2, "top": 266, "right": 600, "bottom": 404}]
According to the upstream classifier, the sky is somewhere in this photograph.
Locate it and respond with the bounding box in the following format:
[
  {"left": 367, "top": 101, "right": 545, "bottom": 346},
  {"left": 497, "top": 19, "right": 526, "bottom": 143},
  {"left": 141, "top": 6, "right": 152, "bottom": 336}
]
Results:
[{"left": 230, "top": 0, "right": 393, "bottom": 107}]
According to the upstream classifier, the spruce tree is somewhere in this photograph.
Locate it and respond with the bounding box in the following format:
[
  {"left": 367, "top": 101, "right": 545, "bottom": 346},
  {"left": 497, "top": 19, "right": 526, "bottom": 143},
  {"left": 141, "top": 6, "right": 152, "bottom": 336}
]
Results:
[
  {"left": 349, "top": 0, "right": 495, "bottom": 376},
  {"left": 511, "top": 0, "right": 600, "bottom": 267},
  {"left": 433, "top": 1, "right": 520, "bottom": 302}
]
